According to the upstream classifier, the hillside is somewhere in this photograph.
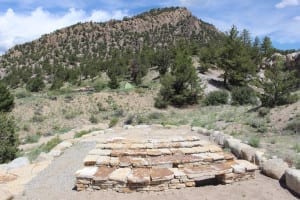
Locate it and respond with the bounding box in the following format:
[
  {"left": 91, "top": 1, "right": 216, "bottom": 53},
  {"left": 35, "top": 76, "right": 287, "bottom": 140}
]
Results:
[{"left": 0, "top": 7, "right": 221, "bottom": 80}]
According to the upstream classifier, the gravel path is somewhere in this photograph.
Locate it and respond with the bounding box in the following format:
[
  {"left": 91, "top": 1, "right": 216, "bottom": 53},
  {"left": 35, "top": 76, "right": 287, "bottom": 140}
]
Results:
[{"left": 19, "top": 142, "right": 96, "bottom": 200}]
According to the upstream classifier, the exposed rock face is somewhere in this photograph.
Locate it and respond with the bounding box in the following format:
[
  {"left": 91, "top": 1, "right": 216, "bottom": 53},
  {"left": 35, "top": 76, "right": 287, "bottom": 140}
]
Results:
[{"left": 75, "top": 134, "right": 258, "bottom": 192}]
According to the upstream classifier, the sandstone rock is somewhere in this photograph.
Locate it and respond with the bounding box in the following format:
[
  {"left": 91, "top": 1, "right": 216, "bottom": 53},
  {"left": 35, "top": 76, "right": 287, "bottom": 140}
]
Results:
[
  {"left": 84, "top": 155, "right": 100, "bottom": 166},
  {"left": 254, "top": 151, "right": 266, "bottom": 166},
  {"left": 0, "top": 170, "right": 17, "bottom": 183},
  {"left": 93, "top": 166, "right": 115, "bottom": 182},
  {"left": 6, "top": 157, "right": 30, "bottom": 170},
  {"left": 109, "top": 168, "right": 131, "bottom": 183},
  {"left": 285, "top": 168, "right": 300, "bottom": 196},
  {"left": 240, "top": 146, "right": 256, "bottom": 162},
  {"left": 123, "top": 125, "right": 134, "bottom": 129},
  {"left": 224, "top": 138, "right": 248, "bottom": 158},
  {"left": 0, "top": 188, "right": 13, "bottom": 200},
  {"left": 262, "top": 159, "right": 288, "bottom": 180},
  {"left": 76, "top": 167, "right": 98, "bottom": 178},
  {"left": 150, "top": 168, "right": 174, "bottom": 182},
  {"left": 127, "top": 168, "right": 150, "bottom": 184},
  {"left": 96, "top": 156, "right": 111, "bottom": 166},
  {"left": 235, "top": 160, "right": 258, "bottom": 171}
]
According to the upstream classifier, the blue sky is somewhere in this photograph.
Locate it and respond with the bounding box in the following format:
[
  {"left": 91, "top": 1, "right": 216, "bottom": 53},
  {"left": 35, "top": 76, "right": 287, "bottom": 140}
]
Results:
[{"left": 0, "top": 0, "right": 299, "bottom": 54}]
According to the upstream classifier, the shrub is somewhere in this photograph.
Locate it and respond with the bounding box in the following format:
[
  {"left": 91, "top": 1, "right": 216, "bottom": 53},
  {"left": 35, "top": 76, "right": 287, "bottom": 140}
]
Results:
[
  {"left": 15, "top": 90, "right": 32, "bottom": 99},
  {"left": 248, "top": 136, "right": 260, "bottom": 147},
  {"left": 93, "top": 80, "right": 107, "bottom": 92},
  {"left": 0, "top": 113, "right": 19, "bottom": 163},
  {"left": 26, "top": 76, "right": 45, "bottom": 92},
  {"left": 43, "top": 136, "right": 61, "bottom": 153},
  {"left": 74, "top": 130, "right": 89, "bottom": 138},
  {"left": 0, "top": 82, "right": 14, "bottom": 112},
  {"left": 124, "top": 114, "right": 134, "bottom": 125},
  {"left": 109, "top": 117, "right": 118, "bottom": 128},
  {"left": 258, "top": 107, "right": 270, "bottom": 117},
  {"left": 285, "top": 116, "right": 300, "bottom": 134},
  {"left": 231, "top": 86, "right": 257, "bottom": 105},
  {"left": 154, "top": 95, "right": 168, "bottom": 109},
  {"left": 204, "top": 90, "right": 228, "bottom": 105},
  {"left": 24, "top": 134, "right": 41, "bottom": 144},
  {"left": 89, "top": 115, "right": 99, "bottom": 124},
  {"left": 50, "top": 79, "right": 64, "bottom": 90},
  {"left": 293, "top": 143, "right": 300, "bottom": 153}
]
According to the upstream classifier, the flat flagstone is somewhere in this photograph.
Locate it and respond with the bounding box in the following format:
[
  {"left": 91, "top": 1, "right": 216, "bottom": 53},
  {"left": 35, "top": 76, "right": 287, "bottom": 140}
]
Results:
[
  {"left": 93, "top": 166, "right": 115, "bottom": 182},
  {"left": 84, "top": 155, "right": 100, "bottom": 166},
  {"left": 109, "top": 168, "right": 131, "bottom": 183},
  {"left": 150, "top": 168, "right": 174, "bottom": 182},
  {"left": 127, "top": 168, "right": 151, "bottom": 184},
  {"left": 76, "top": 167, "right": 98, "bottom": 178}
]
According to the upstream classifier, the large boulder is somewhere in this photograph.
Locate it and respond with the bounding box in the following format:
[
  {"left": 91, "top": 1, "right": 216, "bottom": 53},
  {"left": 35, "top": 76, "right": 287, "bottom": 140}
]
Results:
[
  {"left": 6, "top": 157, "right": 30, "bottom": 170},
  {"left": 262, "top": 159, "right": 289, "bottom": 180},
  {"left": 224, "top": 138, "right": 248, "bottom": 158},
  {"left": 285, "top": 168, "right": 300, "bottom": 196}
]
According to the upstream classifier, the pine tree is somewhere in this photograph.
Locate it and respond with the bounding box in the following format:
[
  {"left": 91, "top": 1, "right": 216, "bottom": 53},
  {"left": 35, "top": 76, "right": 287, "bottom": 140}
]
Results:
[
  {"left": 155, "top": 49, "right": 203, "bottom": 107},
  {"left": 0, "top": 113, "right": 18, "bottom": 164},
  {"left": 0, "top": 82, "right": 14, "bottom": 112},
  {"left": 259, "top": 58, "right": 298, "bottom": 107},
  {"left": 218, "top": 25, "right": 256, "bottom": 86},
  {"left": 261, "top": 36, "right": 274, "bottom": 58}
]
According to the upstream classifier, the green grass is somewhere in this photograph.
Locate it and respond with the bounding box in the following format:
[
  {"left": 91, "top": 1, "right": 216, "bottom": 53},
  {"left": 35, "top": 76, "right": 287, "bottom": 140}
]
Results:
[
  {"left": 74, "top": 130, "right": 90, "bottom": 138},
  {"left": 109, "top": 117, "right": 119, "bottom": 128},
  {"left": 248, "top": 136, "right": 260, "bottom": 147},
  {"left": 26, "top": 135, "right": 61, "bottom": 161},
  {"left": 24, "top": 134, "right": 41, "bottom": 144}
]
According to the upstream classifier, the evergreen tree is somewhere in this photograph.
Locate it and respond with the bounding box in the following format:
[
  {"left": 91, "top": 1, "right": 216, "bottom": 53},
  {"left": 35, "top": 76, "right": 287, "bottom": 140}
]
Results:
[
  {"left": 155, "top": 49, "right": 202, "bottom": 107},
  {"left": 218, "top": 25, "right": 256, "bottom": 86},
  {"left": 0, "top": 113, "right": 18, "bottom": 164},
  {"left": 261, "top": 36, "right": 274, "bottom": 58},
  {"left": 259, "top": 58, "right": 298, "bottom": 107},
  {"left": 0, "top": 82, "right": 14, "bottom": 112},
  {"left": 26, "top": 76, "right": 45, "bottom": 92}
]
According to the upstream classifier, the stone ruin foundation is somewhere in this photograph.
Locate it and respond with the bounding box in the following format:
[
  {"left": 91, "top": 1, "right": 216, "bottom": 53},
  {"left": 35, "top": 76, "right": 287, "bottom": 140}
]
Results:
[{"left": 75, "top": 134, "right": 258, "bottom": 192}]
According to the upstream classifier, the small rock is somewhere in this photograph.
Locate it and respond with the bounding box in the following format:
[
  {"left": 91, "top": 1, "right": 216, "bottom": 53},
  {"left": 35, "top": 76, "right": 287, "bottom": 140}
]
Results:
[
  {"left": 285, "top": 168, "right": 300, "bottom": 196},
  {"left": 48, "top": 149, "right": 62, "bottom": 157},
  {"left": 6, "top": 157, "right": 30, "bottom": 170},
  {"left": 262, "top": 159, "right": 288, "bottom": 180},
  {"left": 76, "top": 167, "right": 98, "bottom": 178}
]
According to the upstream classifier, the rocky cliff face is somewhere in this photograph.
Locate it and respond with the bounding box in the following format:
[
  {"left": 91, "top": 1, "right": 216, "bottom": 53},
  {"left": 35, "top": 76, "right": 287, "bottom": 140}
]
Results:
[{"left": 0, "top": 7, "right": 221, "bottom": 74}]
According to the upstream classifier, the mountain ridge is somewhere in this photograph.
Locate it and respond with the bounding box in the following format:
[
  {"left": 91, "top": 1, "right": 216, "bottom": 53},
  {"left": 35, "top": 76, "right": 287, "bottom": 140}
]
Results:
[{"left": 0, "top": 7, "right": 221, "bottom": 78}]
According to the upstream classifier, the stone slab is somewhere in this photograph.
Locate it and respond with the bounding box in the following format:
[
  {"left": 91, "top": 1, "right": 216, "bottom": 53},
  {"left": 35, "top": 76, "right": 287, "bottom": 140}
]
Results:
[
  {"left": 150, "top": 168, "right": 174, "bottom": 182},
  {"left": 109, "top": 168, "right": 131, "bottom": 183}
]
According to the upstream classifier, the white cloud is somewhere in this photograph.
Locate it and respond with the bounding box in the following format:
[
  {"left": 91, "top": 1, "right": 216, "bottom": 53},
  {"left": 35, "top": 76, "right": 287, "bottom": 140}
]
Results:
[
  {"left": 0, "top": 7, "right": 128, "bottom": 54},
  {"left": 294, "top": 16, "right": 300, "bottom": 20},
  {"left": 275, "top": 0, "right": 300, "bottom": 8}
]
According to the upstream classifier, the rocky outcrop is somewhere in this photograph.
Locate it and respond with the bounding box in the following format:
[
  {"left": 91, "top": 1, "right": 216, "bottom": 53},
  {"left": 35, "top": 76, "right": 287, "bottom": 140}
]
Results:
[{"left": 262, "top": 159, "right": 289, "bottom": 180}]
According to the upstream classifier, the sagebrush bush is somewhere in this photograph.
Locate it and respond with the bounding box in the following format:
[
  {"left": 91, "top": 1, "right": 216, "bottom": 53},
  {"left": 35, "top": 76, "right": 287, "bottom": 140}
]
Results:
[
  {"left": 204, "top": 90, "right": 228, "bottom": 105},
  {"left": 231, "top": 86, "right": 257, "bottom": 105},
  {"left": 89, "top": 115, "right": 99, "bottom": 124},
  {"left": 258, "top": 107, "right": 270, "bottom": 117},
  {"left": 285, "top": 116, "right": 300, "bottom": 134},
  {"left": 0, "top": 113, "right": 19, "bottom": 163},
  {"left": 109, "top": 117, "right": 119, "bottom": 128},
  {"left": 154, "top": 95, "right": 168, "bottom": 109},
  {"left": 248, "top": 136, "right": 260, "bottom": 147}
]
